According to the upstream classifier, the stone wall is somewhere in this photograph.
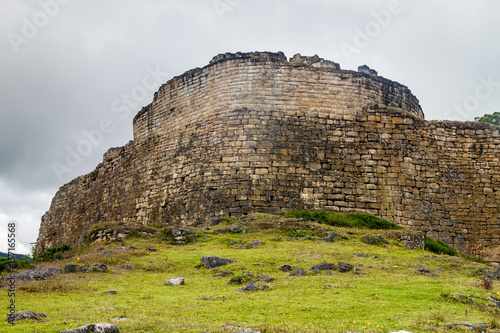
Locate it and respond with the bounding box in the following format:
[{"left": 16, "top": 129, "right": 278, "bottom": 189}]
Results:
[{"left": 37, "top": 52, "right": 499, "bottom": 263}]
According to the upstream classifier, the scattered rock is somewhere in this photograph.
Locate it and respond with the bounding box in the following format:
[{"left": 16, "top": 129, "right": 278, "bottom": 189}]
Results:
[
  {"left": 236, "top": 281, "right": 269, "bottom": 292},
  {"left": 484, "top": 269, "right": 500, "bottom": 280},
  {"left": 224, "top": 325, "right": 261, "bottom": 333},
  {"left": 209, "top": 217, "right": 224, "bottom": 226},
  {"left": 111, "top": 318, "right": 129, "bottom": 322},
  {"left": 311, "top": 263, "right": 335, "bottom": 271},
  {"left": 453, "top": 294, "right": 468, "bottom": 300},
  {"left": 102, "top": 251, "right": 118, "bottom": 256},
  {"left": 405, "top": 241, "right": 418, "bottom": 250},
  {"left": 260, "top": 275, "right": 275, "bottom": 282},
  {"left": 290, "top": 269, "right": 307, "bottom": 276},
  {"left": 97, "top": 247, "right": 105, "bottom": 251},
  {"left": 146, "top": 247, "right": 158, "bottom": 252},
  {"left": 123, "top": 264, "right": 133, "bottom": 270},
  {"left": 64, "top": 265, "right": 78, "bottom": 273},
  {"left": 213, "top": 271, "right": 234, "bottom": 278},
  {"left": 237, "top": 281, "right": 258, "bottom": 292},
  {"left": 362, "top": 235, "right": 376, "bottom": 244},
  {"left": 324, "top": 233, "right": 338, "bottom": 242},
  {"left": 171, "top": 228, "right": 194, "bottom": 245},
  {"left": 443, "top": 323, "right": 488, "bottom": 331},
  {"left": 417, "top": 268, "right": 431, "bottom": 274},
  {"left": 5, "top": 310, "right": 47, "bottom": 322},
  {"left": 278, "top": 264, "right": 292, "bottom": 272},
  {"left": 230, "top": 224, "right": 243, "bottom": 233},
  {"left": 235, "top": 245, "right": 246, "bottom": 249},
  {"left": 165, "top": 277, "right": 185, "bottom": 286},
  {"left": 362, "top": 234, "right": 389, "bottom": 245},
  {"left": 353, "top": 268, "right": 362, "bottom": 275},
  {"left": 338, "top": 262, "right": 353, "bottom": 273},
  {"left": 78, "top": 266, "right": 89, "bottom": 272},
  {"left": 251, "top": 241, "right": 263, "bottom": 248},
  {"left": 326, "top": 271, "right": 334, "bottom": 276},
  {"left": 487, "top": 296, "right": 500, "bottom": 308},
  {"left": 453, "top": 294, "right": 475, "bottom": 305},
  {"left": 200, "top": 256, "right": 236, "bottom": 269},
  {"left": 324, "top": 232, "right": 347, "bottom": 242},
  {"left": 92, "top": 228, "right": 131, "bottom": 244},
  {"left": 92, "top": 264, "right": 108, "bottom": 272},
  {"left": 59, "top": 323, "right": 120, "bottom": 333},
  {"left": 5, "top": 267, "right": 61, "bottom": 281},
  {"left": 129, "top": 246, "right": 138, "bottom": 250},
  {"left": 201, "top": 296, "right": 215, "bottom": 300},
  {"left": 106, "top": 290, "right": 118, "bottom": 295}
]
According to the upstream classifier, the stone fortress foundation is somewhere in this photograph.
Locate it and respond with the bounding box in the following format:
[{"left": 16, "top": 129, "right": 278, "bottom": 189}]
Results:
[{"left": 37, "top": 52, "right": 499, "bottom": 263}]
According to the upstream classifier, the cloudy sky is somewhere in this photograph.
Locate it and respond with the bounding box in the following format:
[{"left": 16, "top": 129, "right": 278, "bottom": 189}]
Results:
[{"left": 1, "top": 0, "right": 499, "bottom": 255}]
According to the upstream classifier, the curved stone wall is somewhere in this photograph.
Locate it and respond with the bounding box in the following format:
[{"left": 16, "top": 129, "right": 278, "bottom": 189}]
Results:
[{"left": 37, "top": 52, "right": 499, "bottom": 263}]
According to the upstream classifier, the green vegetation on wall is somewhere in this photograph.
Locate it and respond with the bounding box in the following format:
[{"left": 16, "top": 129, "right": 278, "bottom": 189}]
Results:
[{"left": 281, "top": 210, "right": 403, "bottom": 230}]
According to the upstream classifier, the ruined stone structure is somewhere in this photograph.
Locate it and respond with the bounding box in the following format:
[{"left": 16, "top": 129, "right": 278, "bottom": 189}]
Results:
[{"left": 37, "top": 52, "right": 500, "bottom": 263}]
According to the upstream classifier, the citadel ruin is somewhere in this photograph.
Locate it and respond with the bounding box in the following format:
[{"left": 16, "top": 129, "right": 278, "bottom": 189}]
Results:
[{"left": 37, "top": 52, "right": 499, "bottom": 263}]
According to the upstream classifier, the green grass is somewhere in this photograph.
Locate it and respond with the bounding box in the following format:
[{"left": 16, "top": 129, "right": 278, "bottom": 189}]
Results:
[
  {"left": 282, "top": 210, "right": 402, "bottom": 230},
  {"left": 2, "top": 213, "right": 499, "bottom": 333}
]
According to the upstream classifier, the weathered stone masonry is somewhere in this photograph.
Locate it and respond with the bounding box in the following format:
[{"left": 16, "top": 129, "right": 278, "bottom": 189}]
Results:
[{"left": 37, "top": 52, "right": 499, "bottom": 263}]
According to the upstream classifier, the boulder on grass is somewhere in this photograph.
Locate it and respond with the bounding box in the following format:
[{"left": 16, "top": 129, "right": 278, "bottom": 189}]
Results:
[
  {"left": 311, "top": 263, "right": 335, "bottom": 272},
  {"left": 338, "top": 262, "right": 353, "bottom": 273},
  {"left": 5, "top": 267, "right": 61, "bottom": 281},
  {"left": 278, "top": 264, "right": 292, "bottom": 272},
  {"left": 236, "top": 281, "right": 269, "bottom": 292},
  {"left": 63, "top": 265, "right": 77, "bottom": 273},
  {"left": 290, "top": 269, "right": 307, "bottom": 276},
  {"left": 165, "top": 277, "right": 185, "bottom": 286},
  {"left": 5, "top": 310, "right": 47, "bottom": 322},
  {"left": 200, "top": 256, "right": 236, "bottom": 269},
  {"left": 59, "top": 323, "right": 120, "bottom": 333}
]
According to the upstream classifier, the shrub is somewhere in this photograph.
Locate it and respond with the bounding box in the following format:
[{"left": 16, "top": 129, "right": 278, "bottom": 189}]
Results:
[
  {"left": 0, "top": 256, "right": 33, "bottom": 274},
  {"left": 424, "top": 238, "right": 457, "bottom": 256},
  {"left": 284, "top": 210, "right": 402, "bottom": 230},
  {"left": 33, "top": 243, "right": 71, "bottom": 263}
]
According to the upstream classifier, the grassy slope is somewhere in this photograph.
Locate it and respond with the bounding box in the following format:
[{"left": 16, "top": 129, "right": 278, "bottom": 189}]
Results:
[{"left": 2, "top": 214, "right": 499, "bottom": 333}]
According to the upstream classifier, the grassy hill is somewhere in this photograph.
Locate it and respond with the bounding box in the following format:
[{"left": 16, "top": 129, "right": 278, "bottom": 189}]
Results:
[{"left": 2, "top": 213, "right": 499, "bottom": 333}]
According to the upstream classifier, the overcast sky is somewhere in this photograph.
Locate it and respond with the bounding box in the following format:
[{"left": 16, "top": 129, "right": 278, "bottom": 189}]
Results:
[{"left": 1, "top": 0, "right": 499, "bottom": 254}]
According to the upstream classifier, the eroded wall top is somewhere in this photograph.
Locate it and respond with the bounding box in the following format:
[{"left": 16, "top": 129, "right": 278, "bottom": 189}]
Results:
[{"left": 132, "top": 52, "right": 423, "bottom": 142}]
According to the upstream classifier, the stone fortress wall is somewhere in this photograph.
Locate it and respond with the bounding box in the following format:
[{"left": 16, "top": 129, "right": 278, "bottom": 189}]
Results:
[{"left": 37, "top": 52, "right": 499, "bottom": 263}]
